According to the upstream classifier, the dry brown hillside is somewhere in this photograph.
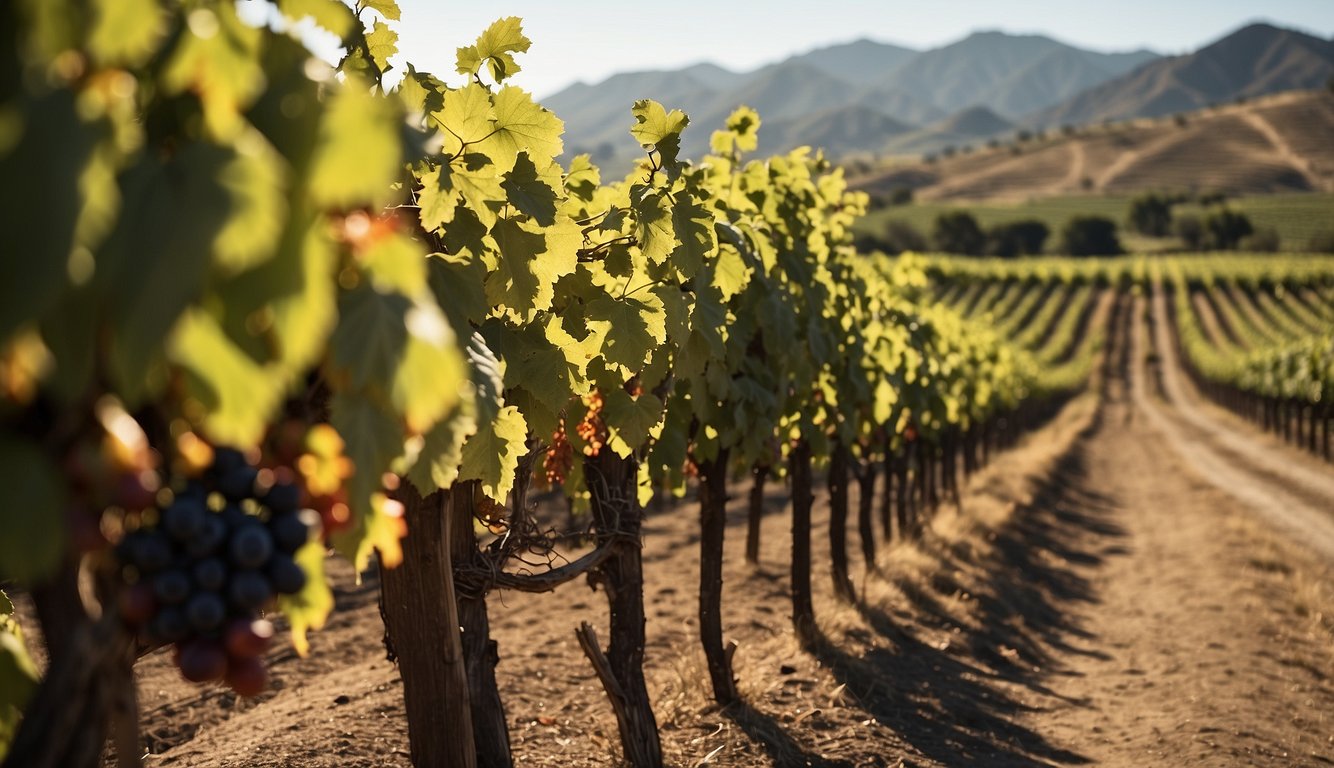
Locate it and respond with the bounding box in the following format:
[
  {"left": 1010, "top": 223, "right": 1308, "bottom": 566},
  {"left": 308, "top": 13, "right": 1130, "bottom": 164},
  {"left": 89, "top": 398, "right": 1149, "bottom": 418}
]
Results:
[{"left": 851, "top": 90, "right": 1334, "bottom": 201}]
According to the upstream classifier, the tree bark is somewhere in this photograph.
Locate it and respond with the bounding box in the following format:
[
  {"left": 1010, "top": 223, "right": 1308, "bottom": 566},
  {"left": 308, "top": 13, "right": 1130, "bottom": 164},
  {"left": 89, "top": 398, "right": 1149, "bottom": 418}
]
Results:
[
  {"left": 789, "top": 440, "right": 817, "bottom": 649},
  {"left": 826, "top": 442, "right": 855, "bottom": 603},
  {"left": 744, "top": 464, "right": 768, "bottom": 566},
  {"left": 583, "top": 451, "right": 663, "bottom": 766},
  {"left": 5, "top": 563, "right": 138, "bottom": 768},
  {"left": 379, "top": 485, "right": 478, "bottom": 768},
  {"left": 450, "top": 483, "right": 512, "bottom": 768}
]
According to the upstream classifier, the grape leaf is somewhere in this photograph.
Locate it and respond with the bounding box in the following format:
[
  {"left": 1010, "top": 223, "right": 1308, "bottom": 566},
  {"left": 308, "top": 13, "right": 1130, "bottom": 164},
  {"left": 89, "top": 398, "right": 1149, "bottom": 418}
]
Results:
[
  {"left": 669, "top": 195, "right": 716, "bottom": 279},
  {"left": 330, "top": 283, "right": 409, "bottom": 390},
  {"left": 329, "top": 395, "right": 404, "bottom": 572},
  {"left": 601, "top": 389, "right": 664, "bottom": 458},
  {"left": 361, "top": 0, "right": 401, "bottom": 21},
  {"left": 585, "top": 292, "right": 666, "bottom": 372},
  {"left": 433, "top": 83, "right": 494, "bottom": 159},
  {"left": 501, "top": 152, "right": 558, "bottom": 226},
  {"left": 160, "top": 3, "right": 264, "bottom": 135},
  {"left": 276, "top": 0, "right": 356, "bottom": 37},
  {"left": 483, "top": 86, "right": 563, "bottom": 167},
  {"left": 308, "top": 82, "right": 403, "bottom": 209},
  {"left": 364, "top": 20, "right": 398, "bottom": 75},
  {"left": 417, "top": 164, "right": 462, "bottom": 232},
  {"left": 404, "top": 400, "right": 476, "bottom": 493},
  {"left": 88, "top": 0, "right": 167, "bottom": 66},
  {"left": 275, "top": 541, "right": 334, "bottom": 656},
  {"left": 457, "top": 405, "right": 528, "bottom": 502},
  {"left": 630, "top": 100, "right": 688, "bottom": 166},
  {"left": 455, "top": 16, "right": 530, "bottom": 83},
  {"left": 486, "top": 218, "right": 576, "bottom": 318},
  {"left": 633, "top": 189, "right": 674, "bottom": 265},
  {"left": 391, "top": 297, "right": 468, "bottom": 435}
]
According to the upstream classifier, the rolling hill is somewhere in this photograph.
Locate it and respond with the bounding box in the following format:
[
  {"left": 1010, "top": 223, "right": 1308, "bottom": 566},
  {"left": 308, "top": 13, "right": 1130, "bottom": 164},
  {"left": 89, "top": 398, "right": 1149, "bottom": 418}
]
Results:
[{"left": 851, "top": 89, "right": 1334, "bottom": 201}]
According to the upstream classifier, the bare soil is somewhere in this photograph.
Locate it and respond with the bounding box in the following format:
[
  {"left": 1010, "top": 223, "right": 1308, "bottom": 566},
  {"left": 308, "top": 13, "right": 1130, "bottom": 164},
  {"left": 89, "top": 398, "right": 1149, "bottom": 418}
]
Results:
[{"left": 15, "top": 289, "right": 1333, "bottom": 767}]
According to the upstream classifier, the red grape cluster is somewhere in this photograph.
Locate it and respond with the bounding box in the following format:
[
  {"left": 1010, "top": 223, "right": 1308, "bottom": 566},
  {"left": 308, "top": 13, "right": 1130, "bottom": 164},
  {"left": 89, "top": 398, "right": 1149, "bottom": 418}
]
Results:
[{"left": 116, "top": 448, "right": 319, "bottom": 696}]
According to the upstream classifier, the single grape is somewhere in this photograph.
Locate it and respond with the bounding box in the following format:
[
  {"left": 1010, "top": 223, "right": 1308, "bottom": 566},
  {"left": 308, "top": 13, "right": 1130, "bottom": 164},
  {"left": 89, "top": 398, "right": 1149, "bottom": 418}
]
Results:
[
  {"left": 177, "top": 639, "right": 228, "bottom": 683},
  {"left": 224, "top": 618, "right": 275, "bottom": 658},
  {"left": 224, "top": 654, "right": 268, "bottom": 697},
  {"left": 212, "top": 448, "right": 246, "bottom": 477},
  {"left": 263, "top": 481, "right": 301, "bottom": 515},
  {"left": 185, "top": 592, "right": 227, "bottom": 633},
  {"left": 148, "top": 607, "right": 188, "bottom": 644},
  {"left": 270, "top": 510, "right": 316, "bottom": 554},
  {"left": 185, "top": 513, "right": 228, "bottom": 559},
  {"left": 152, "top": 569, "right": 191, "bottom": 605},
  {"left": 228, "top": 571, "right": 273, "bottom": 611},
  {"left": 229, "top": 524, "right": 274, "bottom": 570},
  {"left": 266, "top": 555, "right": 307, "bottom": 595},
  {"left": 192, "top": 557, "right": 228, "bottom": 592},
  {"left": 218, "top": 465, "right": 259, "bottom": 502},
  {"left": 162, "top": 497, "right": 208, "bottom": 542},
  {"left": 220, "top": 504, "right": 250, "bottom": 530},
  {"left": 128, "top": 530, "right": 174, "bottom": 573}
]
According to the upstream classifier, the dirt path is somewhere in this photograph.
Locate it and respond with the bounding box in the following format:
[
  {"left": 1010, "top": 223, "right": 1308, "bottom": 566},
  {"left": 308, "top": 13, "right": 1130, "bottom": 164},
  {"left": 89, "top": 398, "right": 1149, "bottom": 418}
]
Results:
[
  {"left": 48, "top": 288, "right": 1334, "bottom": 767},
  {"left": 1239, "top": 110, "right": 1324, "bottom": 190}
]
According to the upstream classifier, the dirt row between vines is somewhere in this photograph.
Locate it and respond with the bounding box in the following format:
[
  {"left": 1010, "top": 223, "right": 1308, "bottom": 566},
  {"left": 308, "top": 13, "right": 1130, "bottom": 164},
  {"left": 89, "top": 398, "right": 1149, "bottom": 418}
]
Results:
[{"left": 52, "top": 289, "right": 1334, "bottom": 766}]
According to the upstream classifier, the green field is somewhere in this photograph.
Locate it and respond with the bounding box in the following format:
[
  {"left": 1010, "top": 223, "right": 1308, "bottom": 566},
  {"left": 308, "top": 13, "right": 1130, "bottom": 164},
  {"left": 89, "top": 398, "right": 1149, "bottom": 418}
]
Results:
[{"left": 855, "top": 192, "right": 1334, "bottom": 253}]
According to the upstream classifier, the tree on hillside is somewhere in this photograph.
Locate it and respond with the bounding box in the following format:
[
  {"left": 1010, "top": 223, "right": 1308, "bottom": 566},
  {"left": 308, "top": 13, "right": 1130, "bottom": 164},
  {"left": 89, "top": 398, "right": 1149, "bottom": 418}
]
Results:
[
  {"left": 855, "top": 220, "right": 927, "bottom": 255},
  {"left": 1127, "top": 193, "right": 1175, "bottom": 237},
  {"left": 1059, "top": 215, "right": 1122, "bottom": 256},
  {"left": 987, "top": 220, "right": 1050, "bottom": 258},
  {"left": 1203, "top": 209, "right": 1253, "bottom": 250},
  {"left": 1175, "top": 214, "right": 1205, "bottom": 250},
  {"left": 932, "top": 211, "right": 986, "bottom": 256}
]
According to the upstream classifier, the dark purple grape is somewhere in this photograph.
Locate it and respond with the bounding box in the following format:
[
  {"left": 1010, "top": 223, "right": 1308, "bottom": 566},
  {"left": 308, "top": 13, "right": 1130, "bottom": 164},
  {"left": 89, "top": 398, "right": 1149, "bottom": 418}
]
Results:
[
  {"left": 152, "top": 569, "right": 191, "bottom": 605},
  {"left": 162, "top": 497, "right": 207, "bottom": 542},
  {"left": 192, "top": 558, "right": 228, "bottom": 592},
  {"left": 229, "top": 524, "right": 274, "bottom": 569},
  {"left": 270, "top": 511, "right": 314, "bottom": 554},
  {"left": 266, "top": 555, "right": 307, "bottom": 595},
  {"left": 148, "top": 607, "right": 188, "bottom": 644},
  {"left": 228, "top": 571, "right": 273, "bottom": 611},
  {"left": 185, "top": 592, "right": 227, "bottom": 633},
  {"left": 212, "top": 448, "right": 246, "bottom": 476},
  {"left": 185, "top": 513, "right": 228, "bottom": 558},
  {"left": 218, "top": 465, "right": 259, "bottom": 502},
  {"left": 262, "top": 482, "right": 301, "bottom": 515},
  {"left": 129, "top": 530, "right": 174, "bottom": 573},
  {"left": 220, "top": 504, "right": 250, "bottom": 530}
]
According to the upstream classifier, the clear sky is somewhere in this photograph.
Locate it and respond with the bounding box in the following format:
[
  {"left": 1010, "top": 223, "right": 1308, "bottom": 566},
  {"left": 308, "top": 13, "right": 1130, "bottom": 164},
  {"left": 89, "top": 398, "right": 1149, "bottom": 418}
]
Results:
[{"left": 297, "top": 1, "right": 1334, "bottom": 98}]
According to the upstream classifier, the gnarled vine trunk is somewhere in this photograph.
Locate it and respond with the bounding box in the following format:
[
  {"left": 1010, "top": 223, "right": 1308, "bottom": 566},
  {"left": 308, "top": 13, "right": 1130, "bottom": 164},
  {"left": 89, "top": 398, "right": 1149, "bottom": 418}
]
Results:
[
  {"left": 696, "top": 448, "right": 738, "bottom": 705},
  {"left": 855, "top": 460, "right": 877, "bottom": 574},
  {"left": 827, "top": 442, "right": 855, "bottom": 603},
  {"left": 789, "top": 440, "right": 817, "bottom": 649},
  {"left": 379, "top": 485, "right": 477, "bottom": 768},
  {"left": 583, "top": 451, "right": 663, "bottom": 766},
  {"left": 744, "top": 463, "right": 769, "bottom": 566}
]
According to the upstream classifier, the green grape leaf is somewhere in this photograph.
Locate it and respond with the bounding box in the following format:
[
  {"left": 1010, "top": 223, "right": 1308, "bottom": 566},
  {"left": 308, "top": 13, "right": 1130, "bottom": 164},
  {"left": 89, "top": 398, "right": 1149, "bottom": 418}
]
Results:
[
  {"left": 405, "top": 399, "right": 476, "bottom": 493},
  {"left": 501, "top": 152, "right": 558, "bottom": 226},
  {"left": 585, "top": 292, "right": 666, "bottom": 372},
  {"left": 602, "top": 389, "right": 664, "bottom": 458},
  {"left": 417, "top": 163, "right": 462, "bottom": 232},
  {"left": 712, "top": 244, "right": 752, "bottom": 301},
  {"left": 456, "top": 16, "right": 530, "bottom": 83},
  {"left": 160, "top": 3, "right": 265, "bottom": 135},
  {"left": 276, "top": 541, "right": 334, "bottom": 656},
  {"left": 364, "top": 20, "right": 398, "bottom": 75},
  {"left": 397, "top": 63, "right": 447, "bottom": 116},
  {"left": 426, "top": 252, "right": 489, "bottom": 333},
  {"left": 362, "top": 0, "right": 402, "bottom": 21},
  {"left": 89, "top": 0, "right": 167, "bottom": 66},
  {"left": 309, "top": 82, "right": 403, "bottom": 209},
  {"left": 361, "top": 230, "right": 427, "bottom": 296},
  {"left": 486, "top": 218, "right": 576, "bottom": 318},
  {"left": 565, "top": 154, "right": 601, "bottom": 202},
  {"left": 433, "top": 83, "right": 494, "bottom": 159},
  {"left": 329, "top": 395, "right": 404, "bottom": 572},
  {"left": 0, "top": 436, "right": 66, "bottom": 583},
  {"left": 276, "top": 0, "right": 356, "bottom": 37},
  {"left": 212, "top": 133, "right": 287, "bottom": 276},
  {"left": 458, "top": 405, "right": 528, "bottom": 502},
  {"left": 670, "top": 195, "right": 716, "bottom": 278},
  {"left": 630, "top": 100, "right": 688, "bottom": 166},
  {"left": 483, "top": 86, "right": 564, "bottom": 166},
  {"left": 330, "top": 283, "right": 409, "bottom": 389},
  {"left": 727, "top": 105, "right": 761, "bottom": 152},
  {"left": 633, "top": 189, "right": 674, "bottom": 265},
  {"left": 391, "top": 297, "right": 468, "bottom": 435},
  {"left": 168, "top": 308, "right": 287, "bottom": 449},
  {"left": 450, "top": 154, "right": 505, "bottom": 229}
]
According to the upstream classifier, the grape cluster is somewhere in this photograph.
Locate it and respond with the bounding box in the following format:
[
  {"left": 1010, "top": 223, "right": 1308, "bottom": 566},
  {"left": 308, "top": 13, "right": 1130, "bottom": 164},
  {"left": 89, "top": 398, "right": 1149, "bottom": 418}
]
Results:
[
  {"left": 116, "top": 448, "right": 320, "bottom": 696},
  {"left": 575, "top": 391, "right": 606, "bottom": 458},
  {"left": 543, "top": 423, "right": 573, "bottom": 486}
]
